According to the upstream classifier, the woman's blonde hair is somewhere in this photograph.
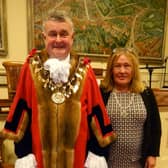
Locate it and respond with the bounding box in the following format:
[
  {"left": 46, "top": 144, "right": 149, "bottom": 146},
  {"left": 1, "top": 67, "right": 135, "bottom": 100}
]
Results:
[{"left": 100, "top": 48, "right": 145, "bottom": 93}]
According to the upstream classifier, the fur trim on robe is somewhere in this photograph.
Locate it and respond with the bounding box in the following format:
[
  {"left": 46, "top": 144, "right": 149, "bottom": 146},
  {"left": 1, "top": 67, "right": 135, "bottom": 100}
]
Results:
[{"left": 0, "top": 49, "right": 116, "bottom": 168}]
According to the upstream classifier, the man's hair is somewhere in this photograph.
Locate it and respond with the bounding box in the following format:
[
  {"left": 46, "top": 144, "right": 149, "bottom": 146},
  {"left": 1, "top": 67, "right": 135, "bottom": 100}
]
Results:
[{"left": 43, "top": 10, "right": 74, "bottom": 32}]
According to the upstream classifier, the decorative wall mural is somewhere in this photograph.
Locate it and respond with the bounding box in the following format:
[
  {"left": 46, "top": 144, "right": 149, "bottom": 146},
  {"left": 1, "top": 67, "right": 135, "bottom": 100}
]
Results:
[
  {"left": 0, "top": 0, "right": 7, "bottom": 56},
  {"left": 27, "top": 0, "right": 168, "bottom": 63}
]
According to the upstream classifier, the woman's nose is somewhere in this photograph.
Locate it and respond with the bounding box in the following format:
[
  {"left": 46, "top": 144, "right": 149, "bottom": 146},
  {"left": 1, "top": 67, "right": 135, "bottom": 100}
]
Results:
[{"left": 119, "top": 66, "right": 126, "bottom": 72}]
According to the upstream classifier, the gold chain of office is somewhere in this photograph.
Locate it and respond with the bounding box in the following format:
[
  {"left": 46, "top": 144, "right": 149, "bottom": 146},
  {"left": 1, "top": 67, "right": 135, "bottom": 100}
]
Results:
[{"left": 31, "top": 56, "right": 86, "bottom": 104}]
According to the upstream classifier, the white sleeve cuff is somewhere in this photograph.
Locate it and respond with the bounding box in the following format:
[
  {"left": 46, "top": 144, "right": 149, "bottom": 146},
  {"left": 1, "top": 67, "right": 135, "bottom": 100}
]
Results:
[
  {"left": 84, "top": 151, "right": 108, "bottom": 168},
  {"left": 15, "top": 154, "right": 37, "bottom": 168}
]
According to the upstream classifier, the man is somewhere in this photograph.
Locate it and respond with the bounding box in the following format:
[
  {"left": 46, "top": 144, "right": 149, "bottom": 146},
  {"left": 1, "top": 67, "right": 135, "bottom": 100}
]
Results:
[{"left": 0, "top": 10, "right": 116, "bottom": 168}]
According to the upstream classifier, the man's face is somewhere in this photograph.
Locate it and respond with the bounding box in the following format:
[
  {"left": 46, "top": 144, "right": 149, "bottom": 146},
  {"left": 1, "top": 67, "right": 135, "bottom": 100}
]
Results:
[{"left": 43, "top": 20, "right": 74, "bottom": 59}]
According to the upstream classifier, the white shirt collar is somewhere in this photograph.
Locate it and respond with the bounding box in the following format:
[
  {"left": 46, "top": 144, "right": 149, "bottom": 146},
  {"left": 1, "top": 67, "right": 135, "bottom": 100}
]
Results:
[{"left": 49, "top": 54, "right": 70, "bottom": 63}]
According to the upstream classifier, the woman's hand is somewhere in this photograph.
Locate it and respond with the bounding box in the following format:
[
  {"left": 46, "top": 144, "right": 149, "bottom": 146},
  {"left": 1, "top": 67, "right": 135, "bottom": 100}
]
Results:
[{"left": 144, "top": 156, "right": 156, "bottom": 168}]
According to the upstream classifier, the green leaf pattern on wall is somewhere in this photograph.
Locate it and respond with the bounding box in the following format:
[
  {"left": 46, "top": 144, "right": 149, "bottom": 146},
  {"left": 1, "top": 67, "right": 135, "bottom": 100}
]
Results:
[{"left": 33, "top": 0, "right": 167, "bottom": 60}]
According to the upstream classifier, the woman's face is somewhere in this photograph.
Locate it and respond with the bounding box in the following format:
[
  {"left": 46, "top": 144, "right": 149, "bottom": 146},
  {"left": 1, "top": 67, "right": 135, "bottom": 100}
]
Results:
[{"left": 112, "top": 54, "right": 133, "bottom": 90}]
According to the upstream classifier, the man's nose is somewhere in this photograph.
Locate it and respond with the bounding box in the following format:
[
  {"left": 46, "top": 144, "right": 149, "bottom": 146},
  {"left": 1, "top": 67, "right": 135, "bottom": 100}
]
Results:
[{"left": 55, "top": 35, "right": 61, "bottom": 41}]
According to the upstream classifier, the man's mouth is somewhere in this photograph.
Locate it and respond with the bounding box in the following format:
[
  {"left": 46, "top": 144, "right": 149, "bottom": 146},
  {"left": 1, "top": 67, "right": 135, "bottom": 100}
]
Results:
[{"left": 53, "top": 43, "right": 65, "bottom": 48}]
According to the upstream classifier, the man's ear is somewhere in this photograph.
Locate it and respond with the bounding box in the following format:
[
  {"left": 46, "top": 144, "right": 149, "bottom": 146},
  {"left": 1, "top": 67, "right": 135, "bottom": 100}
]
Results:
[
  {"left": 72, "top": 32, "right": 75, "bottom": 39},
  {"left": 42, "top": 32, "right": 46, "bottom": 40}
]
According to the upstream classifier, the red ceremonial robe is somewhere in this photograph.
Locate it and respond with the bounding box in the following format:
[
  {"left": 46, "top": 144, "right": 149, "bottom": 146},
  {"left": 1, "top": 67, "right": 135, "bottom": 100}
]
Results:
[{"left": 0, "top": 49, "right": 116, "bottom": 168}]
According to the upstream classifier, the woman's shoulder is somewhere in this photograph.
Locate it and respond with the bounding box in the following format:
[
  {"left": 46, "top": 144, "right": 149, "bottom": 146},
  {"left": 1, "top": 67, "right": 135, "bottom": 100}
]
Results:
[
  {"left": 99, "top": 86, "right": 111, "bottom": 105},
  {"left": 141, "top": 87, "right": 154, "bottom": 95}
]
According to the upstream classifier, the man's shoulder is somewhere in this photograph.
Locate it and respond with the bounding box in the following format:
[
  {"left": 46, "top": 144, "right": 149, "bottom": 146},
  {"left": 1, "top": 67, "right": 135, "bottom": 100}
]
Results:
[{"left": 26, "top": 48, "right": 48, "bottom": 63}]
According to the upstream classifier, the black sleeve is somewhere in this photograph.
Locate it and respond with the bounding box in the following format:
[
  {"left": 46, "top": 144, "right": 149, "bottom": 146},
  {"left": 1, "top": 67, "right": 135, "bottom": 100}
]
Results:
[
  {"left": 87, "top": 136, "right": 110, "bottom": 160},
  {"left": 87, "top": 106, "right": 111, "bottom": 160},
  {"left": 141, "top": 88, "right": 161, "bottom": 156},
  {"left": 15, "top": 127, "right": 32, "bottom": 158},
  {"left": 148, "top": 88, "right": 161, "bottom": 156},
  {"left": 86, "top": 88, "right": 112, "bottom": 160}
]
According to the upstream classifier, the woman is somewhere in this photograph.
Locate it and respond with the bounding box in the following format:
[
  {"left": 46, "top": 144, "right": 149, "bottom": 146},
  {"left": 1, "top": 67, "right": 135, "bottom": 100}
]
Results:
[{"left": 100, "top": 48, "right": 161, "bottom": 168}]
